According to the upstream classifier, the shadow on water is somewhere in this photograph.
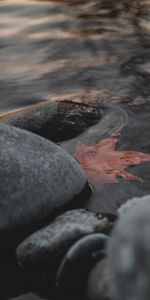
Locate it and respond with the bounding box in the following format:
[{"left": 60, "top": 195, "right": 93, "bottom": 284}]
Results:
[{"left": 0, "top": 0, "right": 150, "bottom": 299}]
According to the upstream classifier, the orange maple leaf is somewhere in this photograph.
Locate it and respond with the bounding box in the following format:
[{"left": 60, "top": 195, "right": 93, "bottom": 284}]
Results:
[{"left": 75, "top": 134, "right": 150, "bottom": 184}]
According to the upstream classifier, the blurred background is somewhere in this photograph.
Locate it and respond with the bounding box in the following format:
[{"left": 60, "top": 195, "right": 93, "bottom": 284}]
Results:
[{"left": 0, "top": 0, "right": 149, "bottom": 113}]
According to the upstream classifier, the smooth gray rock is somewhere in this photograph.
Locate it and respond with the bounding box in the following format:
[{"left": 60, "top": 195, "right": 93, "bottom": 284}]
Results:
[
  {"left": 0, "top": 124, "right": 89, "bottom": 248},
  {"left": 107, "top": 195, "right": 150, "bottom": 300},
  {"left": 16, "top": 209, "right": 109, "bottom": 271}
]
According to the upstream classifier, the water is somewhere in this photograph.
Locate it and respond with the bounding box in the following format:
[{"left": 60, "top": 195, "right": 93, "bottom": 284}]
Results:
[
  {"left": 0, "top": 0, "right": 149, "bottom": 113},
  {"left": 0, "top": 0, "right": 150, "bottom": 299},
  {"left": 61, "top": 103, "right": 150, "bottom": 214}
]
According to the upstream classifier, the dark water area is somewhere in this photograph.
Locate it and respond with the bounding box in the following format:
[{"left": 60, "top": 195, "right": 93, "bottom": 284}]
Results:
[{"left": 0, "top": 0, "right": 150, "bottom": 299}]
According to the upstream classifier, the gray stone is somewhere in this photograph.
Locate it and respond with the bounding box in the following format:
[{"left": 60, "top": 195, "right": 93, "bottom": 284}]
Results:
[
  {"left": 16, "top": 209, "right": 109, "bottom": 270},
  {"left": 0, "top": 124, "right": 89, "bottom": 248},
  {"left": 107, "top": 195, "right": 150, "bottom": 300}
]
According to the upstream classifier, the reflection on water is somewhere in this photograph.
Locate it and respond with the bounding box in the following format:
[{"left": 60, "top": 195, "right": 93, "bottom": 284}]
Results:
[
  {"left": 0, "top": 0, "right": 149, "bottom": 112},
  {"left": 0, "top": 0, "right": 150, "bottom": 299}
]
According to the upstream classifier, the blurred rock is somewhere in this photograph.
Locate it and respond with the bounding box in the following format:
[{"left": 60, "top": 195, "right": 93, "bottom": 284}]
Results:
[
  {"left": 107, "top": 195, "right": 150, "bottom": 300},
  {"left": 86, "top": 259, "right": 109, "bottom": 300},
  {"left": 117, "top": 194, "right": 150, "bottom": 217}
]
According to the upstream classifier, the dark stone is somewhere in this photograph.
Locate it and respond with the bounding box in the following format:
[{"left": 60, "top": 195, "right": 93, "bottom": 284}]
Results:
[
  {"left": 56, "top": 233, "right": 108, "bottom": 296},
  {"left": 17, "top": 209, "right": 109, "bottom": 271},
  {"left": 0, "top": 100, "right": 102, "bottom": 143},
  {"left": 0, "top": 124, "right": 89, "bottom": 249},
  {"left": 16, "top": 210, "right": 109, "bottom": 297}
]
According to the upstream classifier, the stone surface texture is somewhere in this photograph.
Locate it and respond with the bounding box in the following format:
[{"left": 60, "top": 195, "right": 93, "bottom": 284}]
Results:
[
  {"left": 17, "top": 209, "right": 108, "bottom": 270},
  {"left": 0, "top": 124, "right": 88, "bottom": 248}
]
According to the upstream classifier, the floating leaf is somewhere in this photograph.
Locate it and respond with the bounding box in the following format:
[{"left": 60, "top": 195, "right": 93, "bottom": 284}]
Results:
[{"left": 75, "top": 134, "right": 150, "bottom": 184}]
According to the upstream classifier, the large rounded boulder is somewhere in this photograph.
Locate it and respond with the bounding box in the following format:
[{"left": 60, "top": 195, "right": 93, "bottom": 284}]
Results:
[{"left": 0, "top": 124, "right": 90, "bottom": 249}]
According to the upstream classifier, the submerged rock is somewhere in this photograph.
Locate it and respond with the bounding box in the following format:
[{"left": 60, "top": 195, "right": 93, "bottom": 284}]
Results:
[
  {"left": 0, "top": 124, "right": 89, "bottom": 249},
  {"left": 0, "top": 100, "right": 102, "bottom": 142},
  {"left": 107, "top": 195, "right": 150, "bottom": 300}
]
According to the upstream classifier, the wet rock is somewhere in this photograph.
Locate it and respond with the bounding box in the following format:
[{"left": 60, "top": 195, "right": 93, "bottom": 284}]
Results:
[
  {"left": 86, "top": 259, "right": 109, "bottom": 300},
  {"left": 16, "top": 210, "right": 109, "bottom": 297},
  {"left": 107, "top": 195, "right": 150, "bottom": 300},
  {"left": 0, "top": 101, "right": 58, "bottom": 140},
  {"left": 16, "top": 209, "right": 109, "bottom": 272},
  {"left": 0, "top": 124, "right": 89, "bottom": 249},
  {"left": 0, "top": 100, "right": 102, "bottom": 142},
  {"left": 56, "top": 233, "right": 108, "bottom": 295}
]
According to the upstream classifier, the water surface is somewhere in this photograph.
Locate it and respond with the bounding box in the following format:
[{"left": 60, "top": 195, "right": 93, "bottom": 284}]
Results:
[{"left": 0, "top": 0, "right": 149, "bottom": 112}]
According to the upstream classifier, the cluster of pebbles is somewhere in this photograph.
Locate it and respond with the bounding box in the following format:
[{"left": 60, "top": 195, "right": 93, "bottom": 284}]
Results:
[{"left": 0, "top": 100, "right": 149, "bottom": 300}]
